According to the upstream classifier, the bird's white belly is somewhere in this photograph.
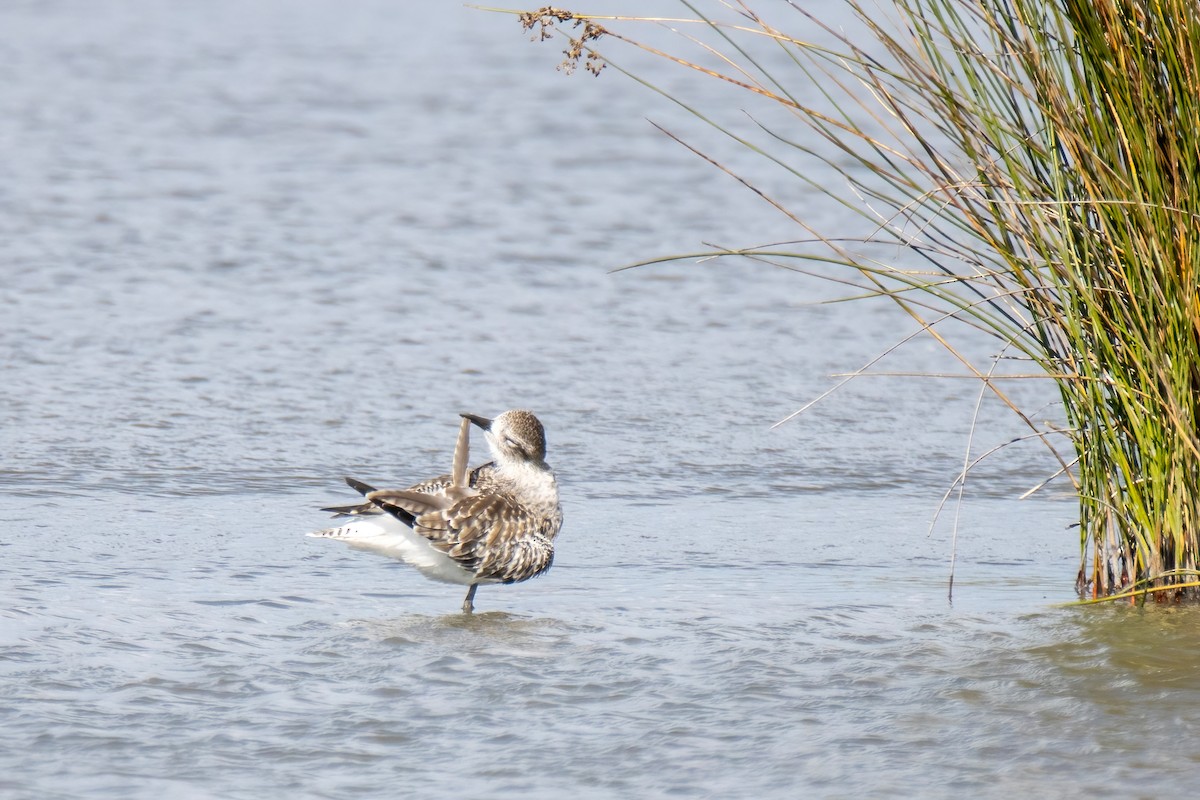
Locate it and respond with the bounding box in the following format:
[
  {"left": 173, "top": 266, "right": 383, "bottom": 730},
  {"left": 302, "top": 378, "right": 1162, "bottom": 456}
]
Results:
[{"left": 308, "top": 515, "right": 476, "bottom": 586}]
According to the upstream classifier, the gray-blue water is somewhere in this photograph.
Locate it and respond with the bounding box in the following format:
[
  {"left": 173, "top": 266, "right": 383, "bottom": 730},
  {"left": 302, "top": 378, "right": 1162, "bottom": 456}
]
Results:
[{"left": 4, "top": 3, "right": 1199, "bottom": 798}]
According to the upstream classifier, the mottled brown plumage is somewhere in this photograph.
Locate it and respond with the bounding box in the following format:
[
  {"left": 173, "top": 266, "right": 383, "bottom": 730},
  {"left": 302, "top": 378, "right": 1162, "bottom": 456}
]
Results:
[{"left": 417, "top": 492, "right": 557, "bottom": 583}]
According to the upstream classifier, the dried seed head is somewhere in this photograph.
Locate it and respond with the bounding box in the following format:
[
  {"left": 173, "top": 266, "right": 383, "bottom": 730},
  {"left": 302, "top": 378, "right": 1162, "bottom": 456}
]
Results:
[{"left": 518, "top": 7, "right": 607, "bottom": 76}]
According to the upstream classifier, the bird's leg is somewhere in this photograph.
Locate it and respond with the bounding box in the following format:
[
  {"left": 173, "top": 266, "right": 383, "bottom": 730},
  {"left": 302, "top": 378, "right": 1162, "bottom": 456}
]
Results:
[{"left": 462, "top": 584, "right": 478, "bottom": 614}]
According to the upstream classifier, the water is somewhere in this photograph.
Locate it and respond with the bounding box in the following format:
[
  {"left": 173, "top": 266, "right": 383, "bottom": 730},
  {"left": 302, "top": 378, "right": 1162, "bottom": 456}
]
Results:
[{"left": 2, "top": 2, "right": 1196, "bottom": 797}]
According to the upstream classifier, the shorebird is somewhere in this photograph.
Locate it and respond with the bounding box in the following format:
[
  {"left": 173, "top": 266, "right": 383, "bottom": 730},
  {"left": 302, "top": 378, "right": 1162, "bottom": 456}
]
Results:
[{"left": 309, "top": 410, "right": 562, "bottom": 613}]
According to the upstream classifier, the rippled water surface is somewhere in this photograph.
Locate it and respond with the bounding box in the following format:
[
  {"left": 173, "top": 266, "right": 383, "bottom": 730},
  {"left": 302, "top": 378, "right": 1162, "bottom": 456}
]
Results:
[{"left": 3, "top": 2, "right": 1197, "bottom": 798}]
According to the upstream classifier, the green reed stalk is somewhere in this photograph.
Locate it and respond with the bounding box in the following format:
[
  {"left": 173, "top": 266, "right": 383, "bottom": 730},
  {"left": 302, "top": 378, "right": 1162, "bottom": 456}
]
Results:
[{"left": 500, "top": 1, "right": 1200, "bottom": 601}]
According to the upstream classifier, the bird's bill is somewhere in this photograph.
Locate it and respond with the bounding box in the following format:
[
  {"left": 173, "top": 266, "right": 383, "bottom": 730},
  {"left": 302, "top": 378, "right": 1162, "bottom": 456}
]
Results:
[{"left": 461, "top": 413, "right": 492, "bottom": 431}]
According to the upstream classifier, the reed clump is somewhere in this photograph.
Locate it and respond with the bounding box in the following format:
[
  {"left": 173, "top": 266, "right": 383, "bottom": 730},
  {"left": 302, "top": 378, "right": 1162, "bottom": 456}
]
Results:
[{"left": 501, "top": 0, "right": 1200, "bottom": 602}]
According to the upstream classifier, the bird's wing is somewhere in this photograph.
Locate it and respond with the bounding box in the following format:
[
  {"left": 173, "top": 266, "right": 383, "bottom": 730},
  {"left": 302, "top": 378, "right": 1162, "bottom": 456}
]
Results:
[
  {"left": 322, "top": 464, "right": 489, "bottom": 519},
  {"left": 411, "top": 493, "right": 554, "bottom": 583},
  {"left": 367, "top": 488, "right": 453, "bottom": 516}
]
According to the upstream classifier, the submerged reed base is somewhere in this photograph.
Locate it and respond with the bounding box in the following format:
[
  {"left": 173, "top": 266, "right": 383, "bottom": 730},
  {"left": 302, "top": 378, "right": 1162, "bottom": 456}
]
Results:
[{"left": 501, "top": 1, "right": 1200, "bottom": 603}]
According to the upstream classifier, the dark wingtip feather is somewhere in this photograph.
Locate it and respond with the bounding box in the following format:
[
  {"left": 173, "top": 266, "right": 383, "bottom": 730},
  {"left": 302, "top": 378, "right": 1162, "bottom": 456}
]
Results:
[
  {"left": 344, "top": 476, "right": 377, "bottom": 496},
  {"left": 374, "top": 499, "right": 417, "bottom": 528}
]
